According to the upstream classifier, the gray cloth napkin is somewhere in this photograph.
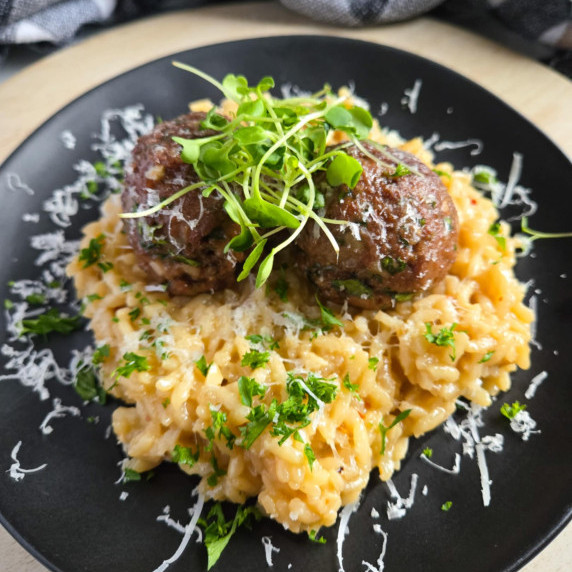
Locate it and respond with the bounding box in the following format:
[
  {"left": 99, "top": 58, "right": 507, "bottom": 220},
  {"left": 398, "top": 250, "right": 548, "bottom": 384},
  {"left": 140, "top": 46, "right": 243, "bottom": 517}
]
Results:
[
  {"left": 0, "top": 0, "right": 116, "bottom": 43},
  {"left": 0, "top": 0, "right": 570, "bottom": 65}
]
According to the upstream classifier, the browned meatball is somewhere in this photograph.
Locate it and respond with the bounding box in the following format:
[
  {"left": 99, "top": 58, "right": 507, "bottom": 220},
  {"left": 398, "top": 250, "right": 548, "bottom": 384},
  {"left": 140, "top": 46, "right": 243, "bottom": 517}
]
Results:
[
  {"left": 296, "top": 142, "right": 458, "bottom": 309},
  {"left": 122, "top": 112, "right": 244, "bottom": 296}
]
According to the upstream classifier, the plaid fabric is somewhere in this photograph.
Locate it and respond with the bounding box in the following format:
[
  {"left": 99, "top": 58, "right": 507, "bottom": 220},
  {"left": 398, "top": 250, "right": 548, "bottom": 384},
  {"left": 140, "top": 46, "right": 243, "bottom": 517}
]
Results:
[
  {"left": 0, "top": 0, "right": 570, "bottom": 51},
  {"left": 0, "top": 0, "right": 116, "bottom": 43}
]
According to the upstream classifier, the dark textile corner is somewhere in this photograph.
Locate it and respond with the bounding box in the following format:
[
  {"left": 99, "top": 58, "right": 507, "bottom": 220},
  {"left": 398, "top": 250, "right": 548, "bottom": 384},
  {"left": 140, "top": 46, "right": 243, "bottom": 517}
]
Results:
[{"left": 0, "top": 0, "right": 570, "bottom": 79}]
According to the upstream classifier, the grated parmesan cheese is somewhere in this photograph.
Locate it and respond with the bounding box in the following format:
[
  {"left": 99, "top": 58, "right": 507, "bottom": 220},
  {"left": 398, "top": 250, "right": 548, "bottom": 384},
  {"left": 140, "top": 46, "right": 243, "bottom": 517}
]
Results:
[
  {"left": 385, "top": 474, "right": 418, "bottom": 520},
  {"left": 60, "top": 130, "right": 77, "bottom": 149},
  {"left": 39, "top": 397, "right": 81, "bottom": 435},
  {"left": 5, "top": 172, "right": 35, "bottom": 195},
  {"left": 261, "top": 536, "right": 280, "bottom": 567},
  {"left": 152, "top": 490, "right": 205, "bottom": 572},
  {"left": 420, "top": 452, "right": 461, "bottom": 474},
  {"left": 7, "top": 441, "right": 47, "bottom": 482},
  {"left": 509, "top": 411, "right": 540, "bottom": 441},
  {"left": 401, "top": 79, "right": 422, "bottom": 114},
  {"left": 433, "top": 138, "right": 483, "bottom": 156},
  {"left": 362, "top": 523, "right": 388, "bottom": 572},
  {"left": 524, "top": 371, "right": 548, "bottom": 400},
  {"left": 336, "top": 501, "right": 359, "bottom": 572}
]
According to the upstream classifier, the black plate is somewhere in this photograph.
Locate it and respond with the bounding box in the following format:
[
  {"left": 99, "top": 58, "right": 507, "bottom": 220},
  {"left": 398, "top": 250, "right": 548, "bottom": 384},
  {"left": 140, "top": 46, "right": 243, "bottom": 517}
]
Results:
[{"left": 0, "top": 36, "right": 571, "bottom": 572}]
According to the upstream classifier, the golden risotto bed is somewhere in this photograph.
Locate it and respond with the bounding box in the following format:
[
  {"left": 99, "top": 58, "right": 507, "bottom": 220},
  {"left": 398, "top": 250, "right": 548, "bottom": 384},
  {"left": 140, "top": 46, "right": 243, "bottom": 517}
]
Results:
[{"left": 67, "top": 126, "right": 532, "bottom": 533}]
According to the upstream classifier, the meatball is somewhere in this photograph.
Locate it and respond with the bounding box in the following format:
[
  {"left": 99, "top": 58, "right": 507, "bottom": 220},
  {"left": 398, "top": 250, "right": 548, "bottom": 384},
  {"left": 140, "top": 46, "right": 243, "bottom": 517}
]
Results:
[
  {"left": 296, "top": 142, "right": 458, "bottom": 309},
  {"left": 122, "top": 112, "right": 244, "bottom": 296}
]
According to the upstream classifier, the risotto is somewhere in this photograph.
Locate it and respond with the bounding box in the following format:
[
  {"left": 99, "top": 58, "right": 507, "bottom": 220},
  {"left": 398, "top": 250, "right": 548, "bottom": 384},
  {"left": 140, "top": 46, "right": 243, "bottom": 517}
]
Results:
[{"left": 67, "top": 118, "right": 531, "bottom": 533}]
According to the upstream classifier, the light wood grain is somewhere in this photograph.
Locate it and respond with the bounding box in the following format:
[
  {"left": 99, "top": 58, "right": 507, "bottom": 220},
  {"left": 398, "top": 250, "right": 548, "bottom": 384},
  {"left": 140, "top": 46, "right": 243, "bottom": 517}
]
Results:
[{"left": 0, "top": 3, "right": 570, "bottom": 571}]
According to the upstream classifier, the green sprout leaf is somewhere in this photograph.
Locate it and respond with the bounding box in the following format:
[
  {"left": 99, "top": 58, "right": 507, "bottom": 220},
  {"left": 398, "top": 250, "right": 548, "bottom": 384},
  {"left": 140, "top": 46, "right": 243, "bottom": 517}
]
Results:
[
  {"left": 221, "top": 73, "right": 249, "bottom": 101},
  {"left": 256, "top": 253, "right": 275, "bottom": 288},
  {"left": 520, "top": 217, "right": 572, "bottom": 241},
  {"left": 243, "top": 197, "right": 300, "bottom": 229},
  {"left": 391, "top": 163, "right": 411, "bottom": 177},
  {"left": 237, "top": 240, "right": 267, "bottom": 282},
  {"left": 326, "top": 153, "right": 363, "bottom": 188},
  {"left": 325, "top": 105, "right": 372, "bottom": 139},
  {"left": 172, "top": 136, "right": 202, "bottom": 164}
]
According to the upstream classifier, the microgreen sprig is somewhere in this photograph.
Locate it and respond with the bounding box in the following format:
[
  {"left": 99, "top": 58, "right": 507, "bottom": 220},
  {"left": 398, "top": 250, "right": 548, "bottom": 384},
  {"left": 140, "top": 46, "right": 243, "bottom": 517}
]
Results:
[{"left": 520, "top": 217, "right": 572, "bottom": 241}]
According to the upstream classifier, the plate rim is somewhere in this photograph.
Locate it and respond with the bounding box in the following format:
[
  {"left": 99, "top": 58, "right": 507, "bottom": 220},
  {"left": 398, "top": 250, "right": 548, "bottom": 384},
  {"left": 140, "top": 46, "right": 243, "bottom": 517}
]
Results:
[{"left": 0, "top": 33, "right": 571, "bottom": 572}]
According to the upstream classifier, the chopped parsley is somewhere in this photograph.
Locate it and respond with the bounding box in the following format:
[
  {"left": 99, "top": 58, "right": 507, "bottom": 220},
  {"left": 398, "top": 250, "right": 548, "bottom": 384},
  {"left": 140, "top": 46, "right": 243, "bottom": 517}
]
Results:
[
  {"left": 241, "top": 349, "right": 271, "bottom": 370},
  {"left": 274, "top": 274, "right": 289, "bottom": 302},
  {"left": 424, "top": 322, "right": 459, "bottom": 361},
  {"left": 433, "top": 168, "right": 451, "bottom": 179},
  {"left": 206, "top": 408, "right": 236, "bottom": 450},
  {"left": 79, "top": 234, "right": 106, "bottom": 268},
  {"left": 19, "top": 308, "right": 81, "bottom": 337},
  {"left": 86, "top": 293, "right": 103, "bottom": 303},
  {"left": 237, "top": 376, "right": 267, "bottom": 407},
  {"left": 443, "top": 216, "right": 453, "bottom": 233},
  {"left": 500, "top": 401, "right": 527, "bottom": 420},
  {"left": 391, "top": 163, "right": 411, "bottom": 177},
  {"left": 123, "top": 468, "right": 142, "bottom": 482},
  {"left": 92, "top": 344, "right": 110, "bottom": 365},
  {"left": 172, "top": 444, "right": 199, "bottom": 468},
  {"left": 441, "top": 501, "right": 453, "bottom": 512},
  {"left": 239, "top": 371, "right": 337, "bottom": 468},
  {"left": 488, "top": 222, "right": 506, "bottom": 251},
  {"left": 422, "top": 447, "right": 433, "bottom": 458},
  {"left": 473, "top": 169, "right": 496, "bottom": 185},
  {"left": 478, "top": 350, "right": 495, "bottom": 363},
  {"left": 78, "top": 234, "right": 113, "bottom": 272},
  {"left": 139, "top": 329, "right": 154, "bottom": 342},
  {"left": 379, "top": 409, "right": 412, "bottom": 456},
  {"left": 304, "top": 443, "right": 316, "bottom": 471},
  {"left": 204, "top": 407, "right": 236, "bottom": 485},
  {"left": 332, "top": 279, "right": 372, "bottom": 297},
  {"left": 382, "top": 256, "right": 407, "bottom": 275},
  {"left": 113, "top": 352, "right": 150, "bottom": 380},
  {"left": 199, "top": 503, "right": 261, "bottom": 570},
  {"left": 308, "top": 529, "right": 327, "bottom": 544},
  {"left": 394, "top": 292, "right": 413, "bottom": 302},
  {"left": 161, "top": 398, "right": 170, "bottom": 408},
  {"left": 25, "top": 293, "right": 46, "bottom": 306},
  {"left": 97, "top": 261, "right": 114, "bottom": 273},
  {"left": 196, "top": 355, "right": 212, "bottom": 377},
  {"left": 368, "top": 357, "right": 379, "bottom": 371},
  {"left": 74, "top": 365, "right": 106, "bottom": 404},
  {"left": 342, "top": 373, "right": 360, "bottom": 399},
  {"left": 128, "top": 307, "right": 141, "bottom": 322},
  {"left": 245, "top": 334, "right": 279, "bottom": 350},
  {"left": 316, "top": 296, "right": 343, "bottom": 330}
]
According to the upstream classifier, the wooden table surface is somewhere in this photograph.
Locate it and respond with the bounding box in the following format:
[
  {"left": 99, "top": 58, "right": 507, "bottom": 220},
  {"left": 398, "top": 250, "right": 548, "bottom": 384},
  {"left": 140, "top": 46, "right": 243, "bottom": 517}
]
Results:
[{"left": 0, "top": 3, "right": 570, "bottom": 571}]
